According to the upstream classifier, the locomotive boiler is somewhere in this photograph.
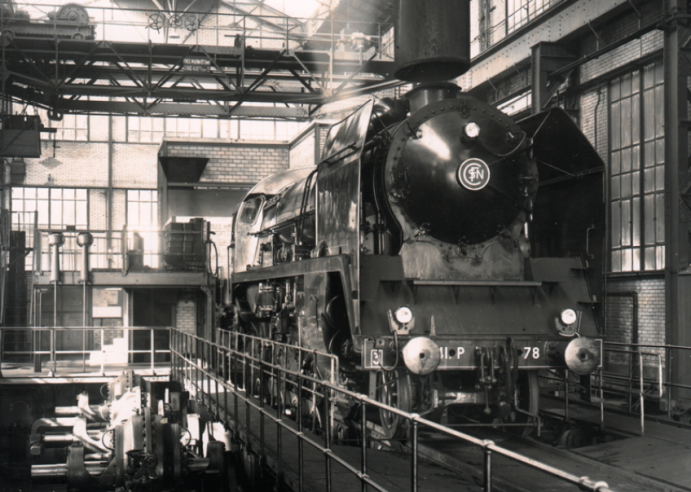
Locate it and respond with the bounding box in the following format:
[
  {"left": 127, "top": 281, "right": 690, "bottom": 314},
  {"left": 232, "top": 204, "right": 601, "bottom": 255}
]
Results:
[{"left": 226, "top": 82, "right": 606, "bottom": 436}]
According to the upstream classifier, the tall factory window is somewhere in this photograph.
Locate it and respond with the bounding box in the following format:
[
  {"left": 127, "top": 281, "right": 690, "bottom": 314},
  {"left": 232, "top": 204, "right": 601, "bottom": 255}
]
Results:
[
  {"left": 609, "top": 62, "right": 664, "bottom": 272},
  {"left": 127, "top": 117, "right": 165, "bottom": 143},
  {"left": 506, "top": 0, "right": 564, "bottom": 34},
  {"left": 127, "top": 190, "right": 159, "bottom": 267},
  {"left": 11, "top": 187, "right": 88, "bottom": 270},
  {"left": 165, "top": 118, "right": 203, "bottom": 139}
]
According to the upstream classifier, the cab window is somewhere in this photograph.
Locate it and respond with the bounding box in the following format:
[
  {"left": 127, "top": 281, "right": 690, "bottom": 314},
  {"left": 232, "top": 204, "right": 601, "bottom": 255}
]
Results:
[{"left": 239, "top": 196, "right": 263, "bottom": 225}]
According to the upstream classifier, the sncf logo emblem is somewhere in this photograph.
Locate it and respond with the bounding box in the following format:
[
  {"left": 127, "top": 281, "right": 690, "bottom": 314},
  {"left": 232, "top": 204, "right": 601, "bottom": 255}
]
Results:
[{"left": 458, "top": 158, "right": 490, "bottom": 191}]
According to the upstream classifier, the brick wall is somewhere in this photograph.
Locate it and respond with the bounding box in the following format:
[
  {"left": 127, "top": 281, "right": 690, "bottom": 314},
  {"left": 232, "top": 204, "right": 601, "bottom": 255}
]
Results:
[
  {"left": 606, "top": 277, "right": 666, "bottom": 374},
  {"left": 24, "top": 141, "right": 109, "bottom": 187},
  {"left": 579, "top": 89, "right": 608, "bottom": 161},
  {"left": 163, "top": 139, "right": 289, "bottom": 185},
  {"left": 112, "top": 143, "right": 159, "bottom": 188}
]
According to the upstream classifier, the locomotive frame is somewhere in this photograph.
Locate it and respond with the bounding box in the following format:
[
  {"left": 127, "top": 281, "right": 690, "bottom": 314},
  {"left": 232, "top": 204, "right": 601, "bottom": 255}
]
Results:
[{"left": 226, "top": 86, "right": 606, "bottom": 437}]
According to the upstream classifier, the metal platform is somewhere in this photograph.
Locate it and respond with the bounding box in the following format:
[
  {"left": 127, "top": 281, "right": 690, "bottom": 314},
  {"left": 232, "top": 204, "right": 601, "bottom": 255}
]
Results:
[{"left": 541, "top": 399, "right": 691, "bottom": 491}]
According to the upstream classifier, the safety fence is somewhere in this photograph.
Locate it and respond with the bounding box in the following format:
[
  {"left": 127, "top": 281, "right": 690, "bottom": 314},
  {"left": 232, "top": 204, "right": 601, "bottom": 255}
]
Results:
[
  {"left": 170, "top": 327, "right": 614, "bottom": 492},
  {"left": 541, "top": 342, "right": 691, "bottom": 436},
  {"left": 32, "top": 226, "right": 212, "bottom": 274},
  {"left": 0, "top": 326, "right": 171, "bottom": 378},
  {"left": 598, "top": 342, "right": 691, "bottom": 434}
]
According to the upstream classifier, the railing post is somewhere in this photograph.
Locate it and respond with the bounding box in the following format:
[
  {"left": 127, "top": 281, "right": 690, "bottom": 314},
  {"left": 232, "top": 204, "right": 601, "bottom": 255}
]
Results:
[
  {"left": 666, "top": 346, "right": 673, "bottom": 419},
  {"left": 599, "top": 367, "right": 604, "bottom": 428},
  {"left": 411, "top": 416, "right": 418, "bottom": 492},
  {"left": 324, "top": 385, "right": 332, "bottom": 492},
  {"left": 259, "top": 357, "right": 265, "bottom": 460},
  {"left": 483, "top": 441, "right": 493, "bottom": 492},
  {"left": 276, "top": 365, "right": 283, "bottom": 488},
  {"left": 297, "top": 373, "right": 304, "bottom": 492},
  {"left": 150, "top": 328, "right": 155, "bottom": 373},
  {"left": 639, "top": 351, "right": 645, "bottom": 436},
  {"left": 360, "top": 399, "right": 368, "bottom": 492}
]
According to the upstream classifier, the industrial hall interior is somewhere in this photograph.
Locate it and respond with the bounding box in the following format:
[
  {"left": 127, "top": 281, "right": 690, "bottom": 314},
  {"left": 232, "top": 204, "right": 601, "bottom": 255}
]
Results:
[{"left": 0, "top": 0, "right": 690, "bottom": 491}]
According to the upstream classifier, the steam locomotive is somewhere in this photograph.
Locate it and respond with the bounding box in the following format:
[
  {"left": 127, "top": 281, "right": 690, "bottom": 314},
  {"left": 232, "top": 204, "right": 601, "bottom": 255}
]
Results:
[{"left": 226, "top": 83, "right": 605, "bottom": 437}]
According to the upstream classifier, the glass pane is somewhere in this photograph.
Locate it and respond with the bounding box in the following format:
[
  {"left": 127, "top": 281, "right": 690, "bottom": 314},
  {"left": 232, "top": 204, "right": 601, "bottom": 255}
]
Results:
[
  {"left": 128, "top": 203, "right": 138, "bottom": 225},
  {"left": 38, "top": 200, "right": 49, "bottom": 225},
  {"left": 643, "top": 89, "right": 654, "bottom": 141},
  {"left": 611, "top": 249, "right": 621, "bottom": 272},
  {"left": 631, "top": 143, "right": 640, "bottom": 171},
  {"left": 611, "top": 151, "right": 621, "bottom": 175},
  {"left": 643, "top": 64, "right": 654, "bottom": 89},
  {"left": 633, "top": 247, "right": 641, "bottom": 272},
  {"left": 24, "top": 188, "right": 35, "bottom": 199},
  {"left": 644, "top": 194, "right": 655, "bottom": 245},
  {"left": 632, "top": 170, "right": 640, "bottom": 196},
  {"left": 52, "top": 189, "right": 62, "bottom": 199},
  {"left": 51, "top": 201, "right": 62, "bottom": 227},
  {"left": 632, "top": 93, "right": 640, "bottom": 144},
  {"left": 611, "top": 78, "right": 620, "bottom": 102},
  {"left": 621, "top": 173, "right": 631, "bottom": 198},
  {"left": 611, "top": 101, "right": 621, "bottom": 150},
  {"left": 644, "top": 168, "right": 655, "bottom": 193},
  {"left": 654, "top": 85, "right": 664, "bottom": 138},
  {"left": 128, "top": 190, "right": 138, "bottom": 201},
  {"left": 657, "top": 245, "right": 665, "bottom": 270},
  {"left": 141, "top": 190, "right": 151, "bottom": 201},
  {"left": 63, "top": 188, "right": 74, "bottom": 200},
  {"left": 632, "top": 196, "right": 640, "bottom": 247},
  {"left": 76, "top": 203, "right": 87, "bottom": 226},
  {"left": 621, "top": 148, "right": 631, "bottom": 173},
  {"left": 621, "top": 97, "right": 631, "bottom": 147},
  {"left": 622, "top": 248, "right": 632, "bottom": 272},
  {"left": 644, "top": 141, "right": 655, "bottom": 168},
  {"left": 76, "top": 189, "right": 87, "bottom": 200},
  {"left": 611, "top": 202, "right": 621, "bottom": 247},
  {"left": 621, "top": 199, "right": 631, "bottom": 246},
  {"left": 656, "top": 165, "right": 664, "bottom": 191},
  {"left": 644, "top": 247, "right": 656, "bottom": 270},
  {"left": 64, "top": 201, "right": 75, "bottom": 226},
  {"left": 611, "top": 176, "right": 620, "bottom": 199},
  {"left": 38, "top": 188, "right": 49, "bottom": 199},
  {"left": 621, "top": 73, "right": 631, "bottom": 97},
  {"left": 655, "top": 193, "right": 665, "bottom": 241},
  {"left": 141, "top": 202, "right": 152, "bottom": 225}
]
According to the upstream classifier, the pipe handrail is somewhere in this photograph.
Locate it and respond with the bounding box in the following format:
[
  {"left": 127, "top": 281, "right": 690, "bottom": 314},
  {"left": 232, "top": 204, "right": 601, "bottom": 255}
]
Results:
[{"left": 171, "top": 327, "right": 615, "bottom": 492}]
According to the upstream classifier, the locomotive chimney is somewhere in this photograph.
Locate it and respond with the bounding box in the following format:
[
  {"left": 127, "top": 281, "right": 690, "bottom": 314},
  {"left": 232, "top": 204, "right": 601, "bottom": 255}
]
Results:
[{"left": 394, "top": 0, "right": 471, "bottom": 83}]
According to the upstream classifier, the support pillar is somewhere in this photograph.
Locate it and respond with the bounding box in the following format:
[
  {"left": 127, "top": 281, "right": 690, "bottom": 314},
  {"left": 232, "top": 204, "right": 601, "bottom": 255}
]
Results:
[{"left": 664, "top": 0, "right": 691, "bottom": 403}]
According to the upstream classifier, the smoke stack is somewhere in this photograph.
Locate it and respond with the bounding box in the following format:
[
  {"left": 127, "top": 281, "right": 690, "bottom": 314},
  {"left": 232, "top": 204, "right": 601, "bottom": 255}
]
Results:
[{"left": 394, "top": 0, "right": 471, "bottom": 83}]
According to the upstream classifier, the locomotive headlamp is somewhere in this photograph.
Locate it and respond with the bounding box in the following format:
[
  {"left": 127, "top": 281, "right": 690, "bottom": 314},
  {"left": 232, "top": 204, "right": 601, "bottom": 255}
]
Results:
[
  {"left": 394, "top": 306, "right": 413, "bottom": 325},
  {"left": 560, "top": 308, "right": 578, "bottom": 326},
  {"left": 464, "top": 121, "right": 481, "bottom": 139}
]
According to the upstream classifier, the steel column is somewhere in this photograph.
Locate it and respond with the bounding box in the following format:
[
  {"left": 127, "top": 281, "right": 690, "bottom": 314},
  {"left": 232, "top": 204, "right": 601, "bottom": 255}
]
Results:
[{"left": 664, "top": 0, "right": 691, "bottom": 403}]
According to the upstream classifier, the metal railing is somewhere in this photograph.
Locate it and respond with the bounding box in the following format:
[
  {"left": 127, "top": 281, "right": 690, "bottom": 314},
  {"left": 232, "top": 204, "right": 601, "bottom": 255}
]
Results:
[
  {"left": 593, "top": 342, "right": 691, "bottom": 434},
  {"left": 0, "top": 326, "right": 171, "bottom": 378},
  {"left": 32, "top": 225, "right": 211, "bottom": 275},
  {"left": 170, "top": 327, "right": 615, "bottom": 492}
]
